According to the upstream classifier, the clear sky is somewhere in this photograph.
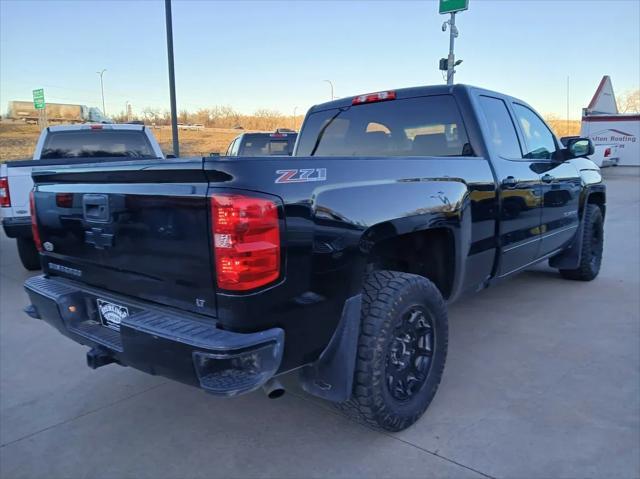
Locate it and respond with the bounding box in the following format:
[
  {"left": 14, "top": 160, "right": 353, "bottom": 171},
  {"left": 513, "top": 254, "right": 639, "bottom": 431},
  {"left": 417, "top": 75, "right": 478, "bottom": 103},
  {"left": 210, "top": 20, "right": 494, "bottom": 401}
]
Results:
[{"left": 1, "top": 0, "right": 639, "bottom": 119}]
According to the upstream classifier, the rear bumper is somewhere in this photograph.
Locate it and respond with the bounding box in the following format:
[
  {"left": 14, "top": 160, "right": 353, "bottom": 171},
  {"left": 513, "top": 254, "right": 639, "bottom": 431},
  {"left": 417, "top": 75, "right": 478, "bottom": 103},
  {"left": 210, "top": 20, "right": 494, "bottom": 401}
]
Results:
[
  {"left": 24, "top": 275, "right": 284, "bottom": 396},
  {"left": 2, "top": 216, "right": 32, "bottom": 238}
]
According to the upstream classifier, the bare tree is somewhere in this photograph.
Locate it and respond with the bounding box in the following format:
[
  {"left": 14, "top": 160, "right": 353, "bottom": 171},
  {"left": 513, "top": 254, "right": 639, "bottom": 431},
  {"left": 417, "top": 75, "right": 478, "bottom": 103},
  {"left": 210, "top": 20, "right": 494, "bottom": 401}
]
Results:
[
  {"left": 618, "top": 89, "right": 640, "bottom": 113},
  {"left": 179, "top": 109, "right": 190, "bottom": 124}
]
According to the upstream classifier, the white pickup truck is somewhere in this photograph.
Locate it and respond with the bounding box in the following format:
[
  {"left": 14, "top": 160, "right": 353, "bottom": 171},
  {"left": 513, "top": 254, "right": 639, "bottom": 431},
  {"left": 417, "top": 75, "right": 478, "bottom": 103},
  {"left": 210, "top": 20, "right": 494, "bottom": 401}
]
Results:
[{"left": 1, "top": 124, "right": 165, "bottom": 270}]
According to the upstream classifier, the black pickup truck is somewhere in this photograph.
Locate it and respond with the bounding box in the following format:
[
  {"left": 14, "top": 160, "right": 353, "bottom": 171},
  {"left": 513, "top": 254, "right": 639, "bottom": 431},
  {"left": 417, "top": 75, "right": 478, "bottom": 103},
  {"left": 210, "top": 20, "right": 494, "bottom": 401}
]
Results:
[{"left": 24, "top": 85, "right": 605, "bottom": 431}]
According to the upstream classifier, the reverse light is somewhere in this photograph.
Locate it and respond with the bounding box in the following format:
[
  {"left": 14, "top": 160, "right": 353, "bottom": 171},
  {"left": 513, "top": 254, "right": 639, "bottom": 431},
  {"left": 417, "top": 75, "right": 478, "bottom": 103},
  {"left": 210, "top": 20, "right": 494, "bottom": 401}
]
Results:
[
  {"left": 29, "top": 191, "right": 43, "bottom": 252},
  {"left": 211, "top": 193, "right": 281, "bottom": 291},
  {"left": 352, "top": 90, "right": 396, "bottom": 105},
  {"left": 0, "top": 177, "right": 10, "bottom": 207}
]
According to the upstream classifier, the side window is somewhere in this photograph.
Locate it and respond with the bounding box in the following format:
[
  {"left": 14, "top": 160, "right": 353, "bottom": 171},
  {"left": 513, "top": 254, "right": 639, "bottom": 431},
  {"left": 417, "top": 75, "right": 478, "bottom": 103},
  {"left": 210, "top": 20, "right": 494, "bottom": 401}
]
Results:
[
  {"left": 478, "top": 96, "right": 523, "bottom": 159},
  {"left": 225, "top": 139, "right": 235, "bottom": 156},
  {"left": 366, "top": 122, "right": 391, "bottom": 134},
  {"left": 230, "top": 137, "right": 241, "bottom": 156},
  {"left": 512, "top": 104, "right": 557, "bottom": 160}
]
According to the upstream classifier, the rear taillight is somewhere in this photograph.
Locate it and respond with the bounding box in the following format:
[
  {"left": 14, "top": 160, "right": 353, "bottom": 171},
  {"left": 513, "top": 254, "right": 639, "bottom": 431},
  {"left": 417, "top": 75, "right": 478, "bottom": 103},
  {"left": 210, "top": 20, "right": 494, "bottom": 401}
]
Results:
[
  {"left": 211, "top": 193, "right": 281, "bottom": 291},
  {"left": 0, "top": 177, "right": 10, "bottom": 207},
  {"left": 29, "top": 191, "right": 42, "bottom": 252},
  {"left": 56, "top": 193, "right": 74, "bottom": 208},
  {"left": 352, "top": 90, "right": 396, "bottom": 105},
  {"left": 604, "top": 147, "right": 611, "bottom": 158}
]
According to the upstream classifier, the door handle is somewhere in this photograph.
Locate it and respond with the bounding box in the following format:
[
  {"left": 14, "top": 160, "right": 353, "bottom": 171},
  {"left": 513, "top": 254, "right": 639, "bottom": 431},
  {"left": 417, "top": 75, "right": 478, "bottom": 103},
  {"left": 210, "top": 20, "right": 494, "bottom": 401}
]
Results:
[
  {"left": 501, "top": 176, "right": 518, "bottom": 189},
  {"left": 541, "top": 174, "right": 555, "bottom": 184}
]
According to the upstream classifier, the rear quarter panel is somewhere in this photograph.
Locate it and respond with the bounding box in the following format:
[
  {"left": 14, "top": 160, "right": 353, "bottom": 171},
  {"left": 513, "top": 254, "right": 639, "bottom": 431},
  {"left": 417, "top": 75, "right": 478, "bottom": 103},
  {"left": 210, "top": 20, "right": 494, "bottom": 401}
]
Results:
[{"left": 206, "top": 155, "right": 496, "bottom": 369}]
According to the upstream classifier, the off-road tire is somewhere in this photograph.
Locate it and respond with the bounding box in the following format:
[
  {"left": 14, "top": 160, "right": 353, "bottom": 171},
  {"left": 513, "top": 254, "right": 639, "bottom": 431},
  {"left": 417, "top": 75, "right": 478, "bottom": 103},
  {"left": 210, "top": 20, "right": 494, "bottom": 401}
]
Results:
[
  {"left": 17, "top": 237, "right": 41, "bottom": 271},
  {"left": 559, "top": 204, "right": 604, "bottom": 281},
  {"left": 338, "top": 271, "right": 448, "bottom": 432}
]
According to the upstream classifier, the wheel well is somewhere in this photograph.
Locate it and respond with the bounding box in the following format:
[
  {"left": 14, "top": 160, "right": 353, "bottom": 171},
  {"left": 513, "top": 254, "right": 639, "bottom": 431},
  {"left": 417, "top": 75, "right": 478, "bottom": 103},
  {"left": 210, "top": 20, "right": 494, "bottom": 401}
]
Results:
[
  {"left": 587, "top": 191, "right": 606, "bottom": 218},
  {"left": 366, "top": 228, "right": 454, "bottom": 299}
]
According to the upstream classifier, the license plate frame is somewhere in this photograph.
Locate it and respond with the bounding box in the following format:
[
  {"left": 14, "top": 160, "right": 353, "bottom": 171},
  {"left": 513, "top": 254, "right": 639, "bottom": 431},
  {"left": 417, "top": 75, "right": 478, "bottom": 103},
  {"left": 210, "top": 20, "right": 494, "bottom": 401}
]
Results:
[{"left": 96, "top": 298, "right": 129, "bottom": 332}]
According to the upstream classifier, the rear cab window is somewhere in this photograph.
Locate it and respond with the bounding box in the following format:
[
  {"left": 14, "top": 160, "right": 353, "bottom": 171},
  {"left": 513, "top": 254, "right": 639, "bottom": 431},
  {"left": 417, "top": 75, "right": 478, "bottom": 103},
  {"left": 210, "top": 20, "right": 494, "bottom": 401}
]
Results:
[
  {"left": 41, "top": 130, "right": 156, "bottom": 159},
  {"left": 296, "top": 95, "right": 472, "bottom": 157},
  {"left": 239, "top": 134, "right": 296, "bottom": 156}
]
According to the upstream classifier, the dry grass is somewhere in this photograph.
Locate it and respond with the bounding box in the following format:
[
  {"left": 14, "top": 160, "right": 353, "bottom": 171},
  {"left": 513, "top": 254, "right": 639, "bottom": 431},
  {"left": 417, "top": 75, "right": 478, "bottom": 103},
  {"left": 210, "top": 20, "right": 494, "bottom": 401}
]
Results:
[
  {"left": 152, "top": 126, "right": 245, "bottom": 157},
  {"left": 0, "top": 118, "right": 584, "bottom": 163},
  {"left": 544, "top": 119, "right": 582, "bottom": 139},
  {"left": 0, "top": 123, "right": 41, "bottom": 161}
]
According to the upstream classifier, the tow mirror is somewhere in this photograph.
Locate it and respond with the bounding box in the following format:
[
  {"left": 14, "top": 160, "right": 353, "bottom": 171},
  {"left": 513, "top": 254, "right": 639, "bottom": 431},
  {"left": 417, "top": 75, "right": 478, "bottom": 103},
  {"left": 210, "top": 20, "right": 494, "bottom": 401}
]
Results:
[{"left": 565, "top": 137, "right": 594, "bottom": 159}]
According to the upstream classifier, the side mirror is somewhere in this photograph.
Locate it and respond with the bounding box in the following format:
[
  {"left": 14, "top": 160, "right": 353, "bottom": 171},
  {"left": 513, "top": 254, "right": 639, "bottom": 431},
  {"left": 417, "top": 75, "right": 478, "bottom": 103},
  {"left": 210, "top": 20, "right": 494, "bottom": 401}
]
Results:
[
  {"left": 560, "top": 136, "right": 579, "bottom": 147},
  {"left": 565, "top": 137, "right": 594, "bottom": 159}
]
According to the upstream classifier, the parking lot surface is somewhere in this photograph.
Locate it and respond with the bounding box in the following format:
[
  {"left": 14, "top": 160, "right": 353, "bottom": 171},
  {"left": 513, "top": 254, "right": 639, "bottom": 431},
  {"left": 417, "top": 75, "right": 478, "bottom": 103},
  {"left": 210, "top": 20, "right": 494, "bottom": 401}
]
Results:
[{"left": 1, "top": 168, "right": 638, "bottom": 479}]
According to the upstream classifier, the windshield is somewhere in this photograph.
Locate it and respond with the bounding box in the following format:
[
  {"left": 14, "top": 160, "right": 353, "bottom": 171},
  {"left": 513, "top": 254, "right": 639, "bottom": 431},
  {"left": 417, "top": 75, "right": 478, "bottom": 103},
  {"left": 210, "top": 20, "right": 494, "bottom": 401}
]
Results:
[
  {"left": 40, "top": 130, "right": 156, "bottom": 159},
  {"left": 296, "top": 95, "right": 472, "bottom": 157}
]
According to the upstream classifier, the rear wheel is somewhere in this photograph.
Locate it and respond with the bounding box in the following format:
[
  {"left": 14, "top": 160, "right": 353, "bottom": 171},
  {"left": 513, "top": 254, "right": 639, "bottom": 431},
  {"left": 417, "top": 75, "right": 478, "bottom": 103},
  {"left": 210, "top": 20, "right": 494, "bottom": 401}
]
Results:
[
  {"left": 16, "top": 237, "right": 41, "bottom": 271},
  {"left": 559, "top": 204, "right": 603, "bottom": 281},
  {"left": 339, "top": 271, "right": 448, "bottom": 432}
]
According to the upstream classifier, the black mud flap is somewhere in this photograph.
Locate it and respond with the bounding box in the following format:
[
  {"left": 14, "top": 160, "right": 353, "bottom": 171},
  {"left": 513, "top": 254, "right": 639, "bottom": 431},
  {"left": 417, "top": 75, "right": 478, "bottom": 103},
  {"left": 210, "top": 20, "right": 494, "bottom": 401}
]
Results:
[
  {"left": 299, "top": 294, "right": 361, "bottom": 402},
  {"left": 549, "top": 206, "right": 588, "bottom": 270}
]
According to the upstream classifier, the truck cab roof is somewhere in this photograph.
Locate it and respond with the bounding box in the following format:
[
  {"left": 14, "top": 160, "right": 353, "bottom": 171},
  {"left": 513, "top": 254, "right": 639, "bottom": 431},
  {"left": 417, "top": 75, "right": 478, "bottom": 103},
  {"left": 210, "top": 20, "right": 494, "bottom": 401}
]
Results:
[
  {"left": 308, "top": 84, "right": 529, "bottom": 113},
  {"left": 45, "top": 123, "right": 147, "bottom": 133}
]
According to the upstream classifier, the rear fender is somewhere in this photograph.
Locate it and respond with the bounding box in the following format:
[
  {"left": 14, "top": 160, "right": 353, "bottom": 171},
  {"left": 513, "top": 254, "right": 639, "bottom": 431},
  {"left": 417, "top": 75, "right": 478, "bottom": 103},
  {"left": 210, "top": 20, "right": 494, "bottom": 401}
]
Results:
[{"left": 314, "top": 178, "right": 470, "bottom": 304}]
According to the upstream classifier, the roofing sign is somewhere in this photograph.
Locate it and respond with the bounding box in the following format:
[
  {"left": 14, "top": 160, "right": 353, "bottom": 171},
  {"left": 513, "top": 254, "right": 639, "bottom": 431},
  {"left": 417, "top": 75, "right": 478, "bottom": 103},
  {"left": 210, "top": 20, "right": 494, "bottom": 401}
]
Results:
[{"left": 591, "top": 129, "right": 637, "bottom": 144}]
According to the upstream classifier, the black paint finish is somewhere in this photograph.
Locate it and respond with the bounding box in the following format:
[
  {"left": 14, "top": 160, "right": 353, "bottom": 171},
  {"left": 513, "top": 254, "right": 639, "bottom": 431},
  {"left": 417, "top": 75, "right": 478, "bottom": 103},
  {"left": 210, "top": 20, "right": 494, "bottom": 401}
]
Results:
[{"left": 29, "top": 85, "right": 604, "bottom": 375}]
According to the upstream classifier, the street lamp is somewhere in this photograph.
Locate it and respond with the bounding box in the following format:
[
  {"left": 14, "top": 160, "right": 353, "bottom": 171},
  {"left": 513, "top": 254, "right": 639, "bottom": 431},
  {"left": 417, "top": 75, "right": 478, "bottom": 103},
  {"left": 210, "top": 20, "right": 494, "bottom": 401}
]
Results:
[
  {"left": 165, "top": 0, "right": 179, "bottom": 157},
  {"left": 323, "top": 80, "right": 334, "bottom": 100},
  {"left": 96, "top": 69, "right": 106, "bottom": 115}
]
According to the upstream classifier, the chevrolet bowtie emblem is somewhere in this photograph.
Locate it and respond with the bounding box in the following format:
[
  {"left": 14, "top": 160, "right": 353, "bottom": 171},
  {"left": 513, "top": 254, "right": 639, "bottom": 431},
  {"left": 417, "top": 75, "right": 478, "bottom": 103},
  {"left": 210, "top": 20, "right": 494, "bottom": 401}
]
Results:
[{"left": 85, "top": 228, "right": 114, "bottom": 249}]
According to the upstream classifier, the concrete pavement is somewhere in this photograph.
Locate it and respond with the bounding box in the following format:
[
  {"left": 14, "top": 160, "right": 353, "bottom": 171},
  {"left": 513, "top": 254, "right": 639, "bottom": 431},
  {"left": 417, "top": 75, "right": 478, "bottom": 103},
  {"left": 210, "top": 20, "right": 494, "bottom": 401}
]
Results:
[{"left": 1, "top": 168, "right": 638, "bottom": 478}]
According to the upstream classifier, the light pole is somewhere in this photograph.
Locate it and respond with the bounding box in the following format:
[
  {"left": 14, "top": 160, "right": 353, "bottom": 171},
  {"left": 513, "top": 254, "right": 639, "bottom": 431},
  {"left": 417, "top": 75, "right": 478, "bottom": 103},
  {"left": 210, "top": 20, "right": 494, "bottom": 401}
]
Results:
[
  {"left": 165, "top": 0, "right": 180, "bottom": 157},
  {"left": 293, "top": 106, "right": 298, "bottom": 130},
  {"left": 96, "top": 69, "right": 106, "bottom": 115},
  {"left": 323, "top": 80, "right": 334, "bottom": 100}
]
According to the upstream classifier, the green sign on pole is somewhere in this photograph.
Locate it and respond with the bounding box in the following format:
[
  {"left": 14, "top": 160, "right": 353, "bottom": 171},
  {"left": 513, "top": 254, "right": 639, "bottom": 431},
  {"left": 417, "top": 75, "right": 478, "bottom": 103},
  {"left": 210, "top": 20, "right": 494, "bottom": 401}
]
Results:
[
  {"left": 439, "top": 0, "right": 469, "bottom": 14},
  {"left": 32, "top": 88, "right": 45, "bottom": 110}
]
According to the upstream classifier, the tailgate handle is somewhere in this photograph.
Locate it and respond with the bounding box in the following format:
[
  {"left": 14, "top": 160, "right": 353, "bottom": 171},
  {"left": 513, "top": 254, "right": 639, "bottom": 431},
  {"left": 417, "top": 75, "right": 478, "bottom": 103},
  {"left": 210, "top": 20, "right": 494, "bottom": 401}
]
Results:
[{"left": 83, "top": 194, "right": 110, "bottom": 222}]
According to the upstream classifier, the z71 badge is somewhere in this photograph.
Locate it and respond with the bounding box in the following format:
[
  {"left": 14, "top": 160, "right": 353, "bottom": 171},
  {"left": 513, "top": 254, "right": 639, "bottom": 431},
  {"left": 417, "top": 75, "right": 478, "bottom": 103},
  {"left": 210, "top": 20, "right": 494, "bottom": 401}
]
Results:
[{"left": 275, "top": 168, "right": 326, "bottom": 184}]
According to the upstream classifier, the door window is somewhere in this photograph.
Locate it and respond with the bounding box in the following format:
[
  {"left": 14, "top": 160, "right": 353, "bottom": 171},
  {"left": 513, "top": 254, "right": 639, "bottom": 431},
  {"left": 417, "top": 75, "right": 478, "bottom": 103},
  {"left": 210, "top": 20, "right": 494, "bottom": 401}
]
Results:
[
  {"left": 478, "top": 96, "right": 523, "bottom": 159},
  {"left": 513, "top": 104, "right": 557, "bottom": 160}
]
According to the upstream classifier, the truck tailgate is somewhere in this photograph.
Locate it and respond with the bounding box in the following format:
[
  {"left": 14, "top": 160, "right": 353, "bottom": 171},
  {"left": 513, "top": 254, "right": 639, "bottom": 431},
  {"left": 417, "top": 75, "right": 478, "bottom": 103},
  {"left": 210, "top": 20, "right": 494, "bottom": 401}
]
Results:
[
  {"left": 32, "top": 158, "right": 217, "bottom": 317},
  {"left": 5, "top": 162, "right": 33, "bottom": 217}
]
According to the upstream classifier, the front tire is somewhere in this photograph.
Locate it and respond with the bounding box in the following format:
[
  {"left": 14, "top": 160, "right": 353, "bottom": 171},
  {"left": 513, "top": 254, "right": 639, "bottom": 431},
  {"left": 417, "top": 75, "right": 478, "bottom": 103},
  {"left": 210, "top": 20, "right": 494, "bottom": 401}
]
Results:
[
  {"left": 16, "top": 237, "right": 41, "bottom": 271},
  {"left": 559, "top": 204, "right": 604, "bottom": 281},
  {"left": 339, "top": 271, "right": 448, "bottom": 432}
]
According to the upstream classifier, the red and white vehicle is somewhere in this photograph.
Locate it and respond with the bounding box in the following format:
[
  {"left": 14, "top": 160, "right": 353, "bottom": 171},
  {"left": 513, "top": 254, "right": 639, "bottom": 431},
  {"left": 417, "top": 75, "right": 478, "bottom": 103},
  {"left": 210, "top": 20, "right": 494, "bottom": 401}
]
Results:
[{"left": 580, "top": 76, "right": 639, "bottom": 167}]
